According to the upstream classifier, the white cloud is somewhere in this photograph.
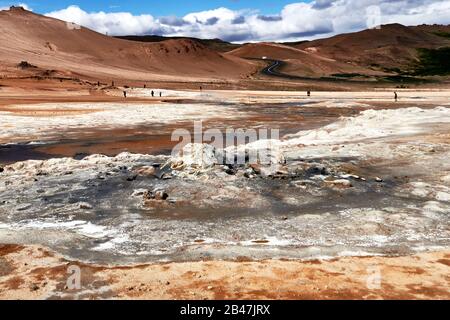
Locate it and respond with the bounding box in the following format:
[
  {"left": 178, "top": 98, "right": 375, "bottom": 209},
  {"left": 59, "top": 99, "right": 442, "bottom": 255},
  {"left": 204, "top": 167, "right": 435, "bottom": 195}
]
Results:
[
  {"left": 45, "top": 5, "right": 163, "bottom": 36},
  {"left": 43, "top": 1, "right": 450, "bottom": 42}
]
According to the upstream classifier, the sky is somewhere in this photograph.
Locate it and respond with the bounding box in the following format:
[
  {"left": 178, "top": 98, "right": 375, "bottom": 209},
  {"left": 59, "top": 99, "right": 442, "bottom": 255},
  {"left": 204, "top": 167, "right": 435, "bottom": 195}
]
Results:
[{"left": 1, "top": 1, "right": 450, "bottom": 42}]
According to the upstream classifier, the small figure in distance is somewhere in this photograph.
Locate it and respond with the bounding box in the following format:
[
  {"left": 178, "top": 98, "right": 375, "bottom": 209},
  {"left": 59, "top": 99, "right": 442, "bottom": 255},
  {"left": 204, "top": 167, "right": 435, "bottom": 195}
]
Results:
[
  {"left": 200, "top": 86, "right": 203, "bottom": 91},
  {"left": 307, "top": 90, "right": 311, "bottom": 97},
  {"left": 112, "top": 81, "right": 115, "bottom": 87},
  {"left": 144, "top": 84, "right": 146, "bottom": 89},
  {"left": 151, "top": 90, "right": 155, "bottom": 97},
  {"left": 394, "top": 91, "right": 398, "bottom": 102},
  {"left": 159, "top": 92, "right": 162, "bottom": 97},
  {"left": 123, "top": 91, "right": 127, "bottom": 98}
]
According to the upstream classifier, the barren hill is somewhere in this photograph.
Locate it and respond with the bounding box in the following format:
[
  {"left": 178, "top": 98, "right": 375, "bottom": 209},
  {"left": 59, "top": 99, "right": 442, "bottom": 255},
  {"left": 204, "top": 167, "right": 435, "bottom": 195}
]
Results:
[
  {"left": 296, "top": 23, "right": 450, "bottom": 72},
  {"left": 227, "top": 42, "right": 386, "bottom": 77},
  {"left": 0, "top": 7, "right": 254, "bottom": 82}
]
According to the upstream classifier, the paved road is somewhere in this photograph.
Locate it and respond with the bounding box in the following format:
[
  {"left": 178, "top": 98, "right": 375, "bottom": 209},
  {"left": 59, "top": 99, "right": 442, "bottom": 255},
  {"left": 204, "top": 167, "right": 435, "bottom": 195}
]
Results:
[
  {"left": 259, "top": 58, "right": 385, "bottom": 84},
  {"left": 261, "top": 59, "right": 319, "bottom": 81}
]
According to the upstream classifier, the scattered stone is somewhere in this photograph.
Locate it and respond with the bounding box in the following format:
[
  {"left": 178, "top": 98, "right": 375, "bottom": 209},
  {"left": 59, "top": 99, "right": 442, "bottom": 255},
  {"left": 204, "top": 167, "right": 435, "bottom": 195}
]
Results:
[
  {"left": 276, "top": 167, "right": 289, "bottom": 175},
  {"left": 136, "top": 166, "right": 156, "bottom": 177},
  {"left": 30, "top": 284, "right": 39, "bottom": 291},
  {"left": 249, "top": 164, "right": 261, "bottom": 174},
  {"left": 325, "top": 179, "right": 353, "bottom": 188},
  {"left": 126, "top": 174, "right": 138, "bottom": 181},
  {"left": 341, "top": 174, "right": 360, "bottom": 180},
  {"left": 436, "top": 192, "right": 450, "bottom": 202},
  {"left": 18, "top": 61, "right": 37, "bottom": 69},
  {"left": 17, "top": 204, "right": 32, "bottom": 211},
  {"left": 207, "top": 286, "right": 214, "bottom": 290},
  {"left": 132, "top": 189, "right": 147, "bottom": 197},
  {"left": 375, "top": 177, "right": 383, "bottom": 182},
  {"left": 79, "top": 202, "right": 93, "bottom": 210},
  {"left": 0, "top": 167, "right": 3, "bottom": 173},
  {"left": 154, "top": 190, "right": 169, "bottom": 201},
  {"left": 143, "top": 189, "right": 169, "bottom": 201},
  {"left": 225, "top": 168, "right": 235, "bottom": 175}
]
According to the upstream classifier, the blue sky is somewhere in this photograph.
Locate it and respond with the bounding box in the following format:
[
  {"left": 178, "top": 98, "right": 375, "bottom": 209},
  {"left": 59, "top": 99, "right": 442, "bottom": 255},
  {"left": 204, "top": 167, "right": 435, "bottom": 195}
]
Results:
[
  {"left": 9, "top": 0, "right": 309, "bottom": 16},
  {"left": 3, "top": 1, "right": 450, "bottom": 42}
]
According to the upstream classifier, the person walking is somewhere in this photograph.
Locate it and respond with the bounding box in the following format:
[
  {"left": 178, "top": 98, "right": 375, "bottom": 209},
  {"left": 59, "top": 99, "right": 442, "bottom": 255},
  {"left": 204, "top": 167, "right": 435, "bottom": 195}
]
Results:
[
  {"left": 307, "top": 90, "right": 311, "bottom": 97},
  {"left": 151, "top": 90, "right": 155, "bottom": 97},
  {"left": 123, "top": 91, "right": 127, "bottom": 98},
  {"left": 394, "top": 91, "right": 398, "bottom": 102}
]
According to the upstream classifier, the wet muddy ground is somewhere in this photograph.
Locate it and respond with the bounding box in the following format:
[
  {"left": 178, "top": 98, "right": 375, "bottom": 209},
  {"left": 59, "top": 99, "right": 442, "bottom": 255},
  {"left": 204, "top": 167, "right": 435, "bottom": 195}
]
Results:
[{"left": 0, "top": 101, "right": 361, "bottom": 164}]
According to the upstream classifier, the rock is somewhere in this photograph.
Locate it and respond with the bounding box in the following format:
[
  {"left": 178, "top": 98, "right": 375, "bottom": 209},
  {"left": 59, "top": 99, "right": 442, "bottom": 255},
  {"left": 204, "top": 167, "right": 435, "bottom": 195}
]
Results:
[
  {"left": 136, "top": 166, "right": 156, "bottom": 177},
  {"left": 276, "top": 166, "right": 289, "bottom": 175},
  {"left": 436, "top": 192, "right": 450, "bottom": 202},
  {"left": 0, "top": 167, "right": 3, "bottom": 173},
  {"left": 30, "top": 284, "right": 40, "bottom": 291},
  {"left": 250, "top": 163, "right": 282, "bottom": 177},
  {"left": 17, "top": 204, "right": 32, "bottom": 211},
  {"left": 207, "top": 286, "right": 214, "bottom": 290},
  {"left": 441, "top": 175, "right": 450, "bottom": 183},
  {"left": 375, "top": 177, "right": 383, "bottom": 182},
  {"left": 249, "top": 164, "right": 261, "bottom": 174},
  {"left": 143, "top": 189, "right": 169, "bottom": 201},
  {"left": 260, "top": 165, "right": 282, "bottom": 178},
  {"left": 126, "top": 174, "right": 138, "bottom": 181},
  {"left": 225, "top": 168, "right": 235, "bottom": 175},
  {"left": 132, "top": 189, "right": 147, "bottom": 197},
  {"left": 325, "top": 179, "right": 353, "bottom": 188},
  {"left": 154, "top": 190, "right": 169, "bottom": 201},
  {"left": 79, "top": 202, "right": 93, "bottom": 210},
  {"left": 341, "top": 174, "right": 360, "bottom": 180}
]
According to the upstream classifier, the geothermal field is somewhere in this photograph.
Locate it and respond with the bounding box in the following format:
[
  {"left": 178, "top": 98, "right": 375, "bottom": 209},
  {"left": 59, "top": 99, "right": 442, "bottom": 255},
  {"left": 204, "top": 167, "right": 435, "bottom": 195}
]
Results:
[{"left": 0, "top": 6, "right": 449, "bottom": 300}]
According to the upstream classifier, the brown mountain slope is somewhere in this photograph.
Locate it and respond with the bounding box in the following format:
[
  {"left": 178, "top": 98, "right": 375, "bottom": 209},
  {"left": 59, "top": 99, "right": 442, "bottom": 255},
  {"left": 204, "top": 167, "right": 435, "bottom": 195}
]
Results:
[
  {"left": 227, "top": 42, "right": 386, "bottom": 77},
  {"left": 0, "top": 7, "right": 254, "bottom": 82},
  {"left": 296, "top": 23, "right": 450, "bottom": 72}
]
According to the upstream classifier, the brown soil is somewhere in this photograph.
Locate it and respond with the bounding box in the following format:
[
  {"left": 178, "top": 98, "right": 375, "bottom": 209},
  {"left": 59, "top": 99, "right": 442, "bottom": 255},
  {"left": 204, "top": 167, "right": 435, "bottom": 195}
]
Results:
[{"left": 0, "top": 244, "right": 449, "bottom": 300}]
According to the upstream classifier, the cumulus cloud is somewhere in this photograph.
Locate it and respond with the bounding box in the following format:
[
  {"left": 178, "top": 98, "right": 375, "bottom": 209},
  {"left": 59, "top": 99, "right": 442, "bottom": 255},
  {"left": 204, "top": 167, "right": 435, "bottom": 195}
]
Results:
[
  {"left": 43, "top": 1, "right": 450, "bottom": 42},
  {"left": 45, "top": 5, "right": 165, "bottom": 35}
]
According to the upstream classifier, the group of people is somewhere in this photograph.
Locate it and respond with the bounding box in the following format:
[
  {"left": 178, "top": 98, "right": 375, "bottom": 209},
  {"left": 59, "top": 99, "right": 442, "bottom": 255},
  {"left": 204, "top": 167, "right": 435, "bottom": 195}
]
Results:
[
  {"left": 118, "top": 84, "right": 399, "bottom": 101},
  {"left": 122, "top": 87, "right": 162, "bottom": 99},
  {"left": 305, "top": 90, "right": 399, "bottom": 101}
]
